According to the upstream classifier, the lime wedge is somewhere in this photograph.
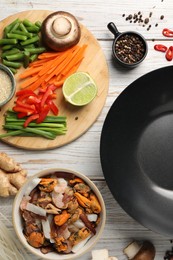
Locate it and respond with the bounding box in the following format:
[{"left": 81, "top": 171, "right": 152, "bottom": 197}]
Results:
[{"left": 62, "top": 72, "right": 97, "bottom": 106}]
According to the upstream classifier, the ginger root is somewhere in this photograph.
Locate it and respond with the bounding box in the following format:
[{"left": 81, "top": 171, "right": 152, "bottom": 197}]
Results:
[
  {"left": 0, "top": 152, "right": 21, "bottom": 172},
  {"left": 0, "top": 153, "right": 27, "bottom": 197}
]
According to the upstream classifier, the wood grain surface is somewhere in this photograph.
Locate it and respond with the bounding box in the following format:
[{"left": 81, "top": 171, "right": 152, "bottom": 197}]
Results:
[
  {"left": 0, "top": 10, "right": 109, "bottom": 150},
  {"left": 1, "top": 1, "right": 173, "bottom": 260}
]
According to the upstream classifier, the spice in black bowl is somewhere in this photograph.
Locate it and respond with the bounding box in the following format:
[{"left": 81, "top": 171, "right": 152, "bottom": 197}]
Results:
[
  {"left": 114, "top": 33, "right": 146, "bottom": 64},
  {"left": 107, "top": 22, "right": 148, "bottom": 68}
]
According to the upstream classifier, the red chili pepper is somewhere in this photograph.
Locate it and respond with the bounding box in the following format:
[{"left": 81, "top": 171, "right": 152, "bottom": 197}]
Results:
[
  {"left": 162, "top": 28, "right": 173, "bottom": 37},
  {"left": 166, "top": 46, "right": 173, "bottom": 61},
  {"left": 23, "top": 114, "right": 39, "bottom": 128},
  {"left": 154, "top": 44, "right": 167, "bottom": 52}
]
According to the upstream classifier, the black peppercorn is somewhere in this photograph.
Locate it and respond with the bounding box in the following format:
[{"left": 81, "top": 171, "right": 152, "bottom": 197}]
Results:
[{"left": 114, "top": 34, "right": 145, "bottom": 64}]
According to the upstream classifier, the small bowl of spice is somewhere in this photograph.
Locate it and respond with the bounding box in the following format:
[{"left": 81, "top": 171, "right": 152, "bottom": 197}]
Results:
[
  {"left": 107, "top": 22, "right": 148, "bottom": 68},
  {"left": 0, "top": 64, "right": 16, "bottom": 107}
]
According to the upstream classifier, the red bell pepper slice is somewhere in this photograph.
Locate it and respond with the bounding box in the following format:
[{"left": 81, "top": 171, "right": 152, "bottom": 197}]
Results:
[
  {"left": 40, "top": 87, "right": 53, "bottom": 108},
  {"left": 16, "top": 100, "right": 36, "bottom": 111},
  {"left": 36, "top": 105, "right": 50, "bottom": 124},
  {"left": 46, "top": 99, "right": 59, "bottom": 115},
  {"left": 16, "top": 89, "right": 36, "bottom": 96},
  {"left": 13, "top": 105, "right": 35, "bottom": 116},
  {"left": 23, "top": 114, "right": 39, "bottom": 128},
  {"left": 26, "top": 95, "right": 41, "bottom": 105},
  {"left": 17, "top": 112, "right": 28, "bottom": 119}
]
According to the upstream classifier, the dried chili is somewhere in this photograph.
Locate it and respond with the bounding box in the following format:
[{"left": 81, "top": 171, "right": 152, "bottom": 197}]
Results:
[
  {"left": 166, "top": 46, "right": 173, "bottom": 61},
  {"left": 162, "top": 28, "right": 173, "bottom": 37},
  {"left": 154, "top": 44, "right": 167, "bottom": 52}
]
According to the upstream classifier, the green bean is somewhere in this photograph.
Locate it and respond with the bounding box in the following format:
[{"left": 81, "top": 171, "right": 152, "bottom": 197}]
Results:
[
  {"left": 1, "top": 48, "right": 20, "bottom": 58},
  {"left": 24, "top": 43, "right": 35, "bottom": 48},
  {"left": 0, "top": 38, "right": 17, "bottom": 45},
  {"left": 23, "top": 19, "right": 34, "bottom": 27},
  {"left": 20, "top": 35, "right": 39, "bottom": 46},
  {"left": 26, "top": 25, "right": 40, "bottom": 33},
  {"left": 13, "top": 30, "right": 33, "bottom": 38},
  {"left": 2, "top": 44, "right": 14, "bottom": 50},
  {"left": 7, "top": 67, "right": 17, "bottom": 74},
  {"left": 24, "top": 47, "right": 46, "bottom": 54},
  {"left": 23, "top": 50, "right": 30, "bottom": 68},
  {"left": 19, "top": 22, "right": 28, "bottom": 33},
  {"left": 9, "top": 22, "right": 20, "bottom": 33},
  {"left": 7, "top": 33, "right": 27, "bottom": 41},
  {"left": 35, "top": 21, "right": 42, "bottom": 28},
  {"left": 2, "top": 59, "right": 22, "bottom": 68},
  {"left": 6, "top": 52, "right": 24, "bottom": 61},
  {"left": 4, "top": 19, "right": 21, "bottom": 34},
  {"left": 29, "top": 54, "right": 38, "bottom": 62}
]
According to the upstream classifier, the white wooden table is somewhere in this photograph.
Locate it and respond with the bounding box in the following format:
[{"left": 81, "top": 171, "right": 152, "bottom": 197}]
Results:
[{"left": 0, "top": 0, "right": 173, "bottom": 259}]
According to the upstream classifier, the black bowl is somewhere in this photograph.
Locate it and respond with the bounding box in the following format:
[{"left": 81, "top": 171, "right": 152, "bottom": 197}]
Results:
[{"left": 107, "top": 22, "right": 148, "bottom": 68}]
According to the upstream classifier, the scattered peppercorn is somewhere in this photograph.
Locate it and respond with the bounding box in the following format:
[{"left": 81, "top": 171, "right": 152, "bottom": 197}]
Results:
[
  {"left": 122, "top": 4, "right": 165, "bottom": 30},
  {"left": 115, "top": 34, "right": 145, "bottom": 64},
  {"left": 144, "top": 18, "right": 149, "bottom": 24}
]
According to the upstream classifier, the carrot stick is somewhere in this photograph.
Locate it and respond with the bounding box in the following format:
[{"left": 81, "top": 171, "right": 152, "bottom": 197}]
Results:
[
  {"left": 27, "top": 74, "right": 48, "bottom": 91},
  {"left": 20, "top": 75, "right": 39, "bottom": 89},
  {"left": 19, "top": 66, "right": 43, "bottom": 79},
  {"left": 61, "top": 44, "right": 87, "bottom": 76},
  {"left": 18, "top": 44, "right": 88, "bottom": 91},
  {"left": 38, "top": 52, "right": 60, "bottom": 59}
]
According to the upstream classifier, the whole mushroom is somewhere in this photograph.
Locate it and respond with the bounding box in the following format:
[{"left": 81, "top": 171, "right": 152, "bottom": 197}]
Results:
[
  {"left": 41, "top": 11, "right": 81, "bottom": 51},
  {"left": 123, "top": 240, "right": 155, "bottom": 260}
]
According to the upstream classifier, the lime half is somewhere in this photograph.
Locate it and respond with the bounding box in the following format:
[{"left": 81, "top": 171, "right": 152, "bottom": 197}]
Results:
[{"left": 62, "top": 72, "right": 97, "bottom": 106}]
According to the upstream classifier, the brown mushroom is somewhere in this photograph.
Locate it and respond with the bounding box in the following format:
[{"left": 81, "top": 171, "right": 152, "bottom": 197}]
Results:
[
  {"left": 123, "top": 240, "right": 155, "bottom": 260},
  {"left": 41, "top": 11, "right": 81, "bottom": 51}
]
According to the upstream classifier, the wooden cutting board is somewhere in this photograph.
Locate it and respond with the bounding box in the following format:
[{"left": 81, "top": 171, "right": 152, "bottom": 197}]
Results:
[{"left": 0, "top": 10, "right": 109, "bottom": 150}]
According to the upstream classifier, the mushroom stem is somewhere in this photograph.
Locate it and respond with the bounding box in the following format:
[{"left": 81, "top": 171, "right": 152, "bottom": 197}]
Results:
[
  {"left": 123, "top": 240, "right": 155, "bottom": 260},
  {"left": 123, "top": 241, "right": 142, "bottom": 259}
]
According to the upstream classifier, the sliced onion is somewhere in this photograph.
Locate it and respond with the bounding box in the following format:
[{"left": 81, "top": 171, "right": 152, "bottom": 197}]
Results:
[
  {"left": 20, "top": 195, "right": 31, "bottom": 211},
  {"left": 71, "top": 234, "right": 92, "bottom": 253},
  {"left": 24, "top": 178, "right": 41, "bottom": 196},
  {"left": 87, "top": 214, "right": 98, "bottom": 222},
  {"left": 73, "top": 219, "right": 85, "bottom": 229},
  {"left": 41, "top": 219, "right": 51, "bottom": 239},
  {"left": 26, "top": 202, "right": 46, "bottom": 216}
]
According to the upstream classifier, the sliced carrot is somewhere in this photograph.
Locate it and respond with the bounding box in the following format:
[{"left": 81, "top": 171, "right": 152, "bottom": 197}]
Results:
[
  {"left": 61, "top": 44, "right": 87, "bottom": 76},
  {"left": 19, "top": 66, "right": 43, "bottom": 79},
  {"left": 38, "top": 52, "right": 60, "bottom": 59},
  {"left": 18, "top": 44, "right": 88, "bottom": 91},
  {"left": 20, "top": 75, "right": 39, "bottom": 89},
  {"left": 27, "top": 74, "right": 48, "bottom": 91}
]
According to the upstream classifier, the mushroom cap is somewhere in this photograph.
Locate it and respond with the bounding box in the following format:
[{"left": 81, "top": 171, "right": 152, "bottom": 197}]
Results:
[
  {"left": 133, "top": 241, "right": 155, "bottom": 260},
  {"left": 41, "top": 11, "right": 81, "bottom": 51}
]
